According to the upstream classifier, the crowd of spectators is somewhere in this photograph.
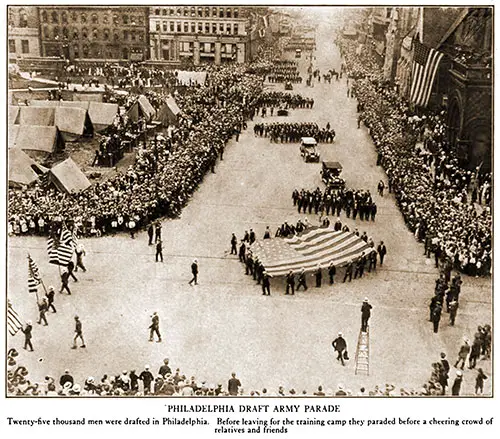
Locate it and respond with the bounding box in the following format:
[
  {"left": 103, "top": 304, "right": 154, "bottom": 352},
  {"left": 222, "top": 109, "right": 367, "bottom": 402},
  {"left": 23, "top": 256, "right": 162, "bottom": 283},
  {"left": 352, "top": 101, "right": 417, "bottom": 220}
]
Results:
[
  {"left": 254, "top": 122, "right": 335, "bottom": 143},
  {"left": 337, "top": 36, "right": 491, "bottom": 276},
  {"left": 8, "top": 63, "right": 263, "bottom": 237}
]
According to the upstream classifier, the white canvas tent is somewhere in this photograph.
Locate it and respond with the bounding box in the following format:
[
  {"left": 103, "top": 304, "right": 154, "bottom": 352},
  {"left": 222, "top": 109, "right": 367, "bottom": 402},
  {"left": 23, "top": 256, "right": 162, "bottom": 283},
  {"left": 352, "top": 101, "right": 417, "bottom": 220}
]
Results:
[{"left": 49, "top": 157, "right": 91, "bottom": 194}]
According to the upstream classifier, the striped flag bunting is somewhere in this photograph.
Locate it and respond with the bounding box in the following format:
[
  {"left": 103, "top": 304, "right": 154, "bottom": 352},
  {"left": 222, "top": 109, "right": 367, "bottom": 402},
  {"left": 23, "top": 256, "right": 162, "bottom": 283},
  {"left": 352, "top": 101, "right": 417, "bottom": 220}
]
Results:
[
  {"left": 250, "top": 227, "right": 372, "bottom": 277},
  {"left": 27, "top": 254, "right": 41, "bottom": 294},
  {"left": 7, "top": 300, "right": 23, "bottom": 336},
  {"left": 409, "top": 39, "right": 444, "bottom": 108},
  {"left": 47, "top": 225, "right": 74, "bottom": 266}
]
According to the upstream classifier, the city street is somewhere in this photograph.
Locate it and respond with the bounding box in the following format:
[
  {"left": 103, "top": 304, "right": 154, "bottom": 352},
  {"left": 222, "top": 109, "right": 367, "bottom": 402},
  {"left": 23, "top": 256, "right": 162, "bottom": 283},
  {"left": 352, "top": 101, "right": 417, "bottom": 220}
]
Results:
[{"left": 8, "top": 22, "right": 491, "bottom": 395}]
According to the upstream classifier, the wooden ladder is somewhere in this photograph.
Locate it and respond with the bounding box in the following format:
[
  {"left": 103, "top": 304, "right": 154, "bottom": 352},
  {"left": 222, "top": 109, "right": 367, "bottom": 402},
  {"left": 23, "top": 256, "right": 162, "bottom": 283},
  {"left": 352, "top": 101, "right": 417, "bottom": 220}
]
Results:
[{"left": 355, "top": 326, "right": 370, "bottom": 375}]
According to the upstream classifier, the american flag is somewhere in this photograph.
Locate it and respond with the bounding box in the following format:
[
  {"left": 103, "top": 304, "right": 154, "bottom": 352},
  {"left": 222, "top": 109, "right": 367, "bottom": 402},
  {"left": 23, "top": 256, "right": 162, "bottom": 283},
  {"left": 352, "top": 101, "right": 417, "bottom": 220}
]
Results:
[
  {"left": 250, "top": 227, "right": 372, "bottom": 277},
  {"left": 47, "top": 224, "right": 74, "bottom": 266},
  {"left": 409, "top": 39, "right": 444, "bottom": 108},
  {"left": 27, "top": 254, "right": 41, "bottom": 294},
  {"left": 7, "top": 300, "right": 23, "bottom": 336}
]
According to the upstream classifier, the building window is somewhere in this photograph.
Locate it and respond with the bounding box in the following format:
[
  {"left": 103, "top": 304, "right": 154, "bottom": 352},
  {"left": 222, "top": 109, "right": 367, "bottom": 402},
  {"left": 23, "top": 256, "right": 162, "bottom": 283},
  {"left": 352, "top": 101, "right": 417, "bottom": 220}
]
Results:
[
  {"left": 123, "top": 15, "right": 129, "bottom": 25},
  {"left": 198, "top": 22, "right": 202, "bottom": 33},
  {"left": 8, "top": 40, "right": 15, "bottom": 53},
  {"left": 226, "top": 24, "right": 231, "bottom": 34},
  {"left": 170, "top": 22, "right": 174, "bottom": 32},
  {"left": 212, "top": 23, "right": 217, "bottom": 34},
  {"left": 138, "top": 32, "right": 144, "bottom": 41},
  {"left": 234, "top": 24, "right": 239, "bottom": 35},
  {"left": 103, "top": 29, "right": 110, "bottom": 40},
  {"left": 177, "top": 22, "right": 181, "bottom": 32},
  {"left": 183, "top": 7, "right": 189, "bottom": 17},
  {"left": 71, "top": 12, "right": 77, "bottom": 22},
  {"left": 219, "top": 8, "right": 224, "bottom": 18},
  {"left": 82, "top": 44, "right": 89, "bottom": 57},
  {"left": 113, "top": 32, "right": 119, "bottom": 41},
  {"left": 226, "top": 8, "right": 232, "bottom": 18},
  {"left": 103, "top": 15, "right": 109, "bottom": 24},
  {"left": 72, "top": 28, "right": 79, "bottom": 39},
  {"left": 92, "top": 28, "right": 99, "bottom": 40},
  {"left": 61, "top": 12, "right": 68, "bottom": 24},
  {"left": 62, "top": 27, "right": 69, "bottom": 39},
  {"left": 162, "top": 22, "right": 167, "bottom": 32},
  {"left": 154, "top": 9, "right": 160, "bottom": 16},
  {"left": 169, "top": 8, "right": 174, "bottom": 16},
  {"left": 92, "top": 14, "right": 98, "bottom": 24},
  {"left": 41, "top": 11, "right": 48, "bottom": 23},
  {"left": 219, "top": 23, "right": 224, "bottom": 33},
  {"left": 162, "top": 9, "right": 167, "bottom": 16},
  {"left": 184, "top": 22, "right": 188, "bottom": 33},
  {"left": 82, "top": 28, "right": 88, "bottom": 39},
  {"left": 19, "top": 12, "right": 28, "bottom": 27},
  {"left": 113, "top": 14, "right": 119, "bottom": 25},
  {"left": 123, "top": 30, "right": 128, "bottom": 40},
  {"left": 205, "top": 23, "right": 210, "bottom": 33},
  {"left": 176, "top": 8, "right": 181, "bottom": 16},
  {"left": 51, "top": 11, "right": 59, "bottom": 23},
  {"left": 73, "top": 44, "right": 79, "bottom": 58},
  {"left": 138, "top": 15, "right": 144, "bottom": 25},
  {"left": 156, "top": 21, "right": 161, "bottom": 32},
  {"left": 191, "top": 22, "right": 196, "bottom": 33},
  {"left": 81, "top": 13, "right": 87, "bottom": 24},
  {"left": 131, "top": 31, "right": 136, "bottom": 41},
  {"left": 191, "top": 7, "right": 195, "bottom": 17},
  {"left": 198, "top": 7, "right": 203, "bottom": 17},
  {"left": 234, "top": 8, "right": 239, "bottom": 19}
]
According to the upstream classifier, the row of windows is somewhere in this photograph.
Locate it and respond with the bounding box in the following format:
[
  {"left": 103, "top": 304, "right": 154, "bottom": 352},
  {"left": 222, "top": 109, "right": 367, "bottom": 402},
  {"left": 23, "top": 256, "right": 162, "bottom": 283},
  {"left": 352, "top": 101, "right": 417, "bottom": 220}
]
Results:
[
  {"left": 155, "top": 21, "right": 239, "bottom": 35},
  {"left": 178, "top": 41, "right": 237, "bottom": 54},
  {"left": 42, "top": 26, "right": 144, "bottom": 42},
  {"left": 153, "top": 6, "right": 239, "bottom": 19},
  {"left": 8, "top": 39, "right": 30, "bottom": 54},
  {"left": 41, "top": 10, "right": 145, "bottom": 26}
]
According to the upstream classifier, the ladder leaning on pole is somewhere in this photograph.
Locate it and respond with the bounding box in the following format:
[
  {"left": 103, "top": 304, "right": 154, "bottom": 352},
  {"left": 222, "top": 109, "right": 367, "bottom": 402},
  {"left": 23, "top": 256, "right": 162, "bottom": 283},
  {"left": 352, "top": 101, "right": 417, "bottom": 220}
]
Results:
[{"left": 355, "top": 326, "right": 370, "bottom": 375}]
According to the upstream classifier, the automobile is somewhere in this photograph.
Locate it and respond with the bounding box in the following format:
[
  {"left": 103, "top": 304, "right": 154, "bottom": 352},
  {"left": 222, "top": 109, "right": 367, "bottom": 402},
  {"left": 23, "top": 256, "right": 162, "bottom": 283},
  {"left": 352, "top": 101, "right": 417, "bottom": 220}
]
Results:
[
  {"left": 300, "top": 137, "right": 320, "bottom": 162},
  {"left": 285, "top": 81, "right": 293, "bottom": 90},
  {"left": 321, "top": 161, "right": 345, "bottom": 188},
  {"left": 295, "top": 49, "right": 302, "bottom": 58}
]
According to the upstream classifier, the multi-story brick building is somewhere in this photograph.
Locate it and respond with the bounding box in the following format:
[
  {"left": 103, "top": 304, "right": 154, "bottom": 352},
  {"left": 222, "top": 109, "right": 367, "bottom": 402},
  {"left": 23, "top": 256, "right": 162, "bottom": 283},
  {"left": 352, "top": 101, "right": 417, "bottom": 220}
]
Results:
[
  {"left": 7, "top": 6, "right": 41, "bottom": 60},
  {"left": 38, "top": 6, "right": 149, "bottom": 61},
  {"left": 148, "top": 5, "right": 250, "bottom": 65}
]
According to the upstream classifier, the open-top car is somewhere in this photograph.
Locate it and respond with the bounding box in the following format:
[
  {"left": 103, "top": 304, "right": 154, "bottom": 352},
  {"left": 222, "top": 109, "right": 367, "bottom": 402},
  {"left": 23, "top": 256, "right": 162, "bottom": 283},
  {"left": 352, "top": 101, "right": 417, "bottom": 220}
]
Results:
[
  {"left": 321, "top": 161, "right": 345, "bottom": 188},
  {"left": 300, "top": 137, "right": 320, "bottom": 162}
]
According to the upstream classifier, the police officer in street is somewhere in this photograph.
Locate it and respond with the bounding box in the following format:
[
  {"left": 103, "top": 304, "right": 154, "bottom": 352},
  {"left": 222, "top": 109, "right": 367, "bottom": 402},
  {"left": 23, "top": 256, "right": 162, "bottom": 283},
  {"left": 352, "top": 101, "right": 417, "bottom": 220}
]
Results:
[{"left": 149, "top": 312, "right": 161, "bottom": 343}]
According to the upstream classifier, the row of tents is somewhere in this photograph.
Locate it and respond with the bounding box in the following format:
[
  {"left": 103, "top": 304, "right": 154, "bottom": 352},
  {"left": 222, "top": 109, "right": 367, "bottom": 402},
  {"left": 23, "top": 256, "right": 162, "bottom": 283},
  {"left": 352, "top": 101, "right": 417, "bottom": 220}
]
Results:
[{"left": 8, "top": 94, "right": 181, "bottom": 191}]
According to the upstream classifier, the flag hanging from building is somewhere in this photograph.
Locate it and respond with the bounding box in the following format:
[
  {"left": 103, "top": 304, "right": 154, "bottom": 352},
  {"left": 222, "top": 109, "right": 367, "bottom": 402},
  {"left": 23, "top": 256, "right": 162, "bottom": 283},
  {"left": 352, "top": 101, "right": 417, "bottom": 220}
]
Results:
[
  {"left": 7, "top": 300, "right": 23, "bottom": 336},
  {"left": 27, "top": 254, "right": 41, "bottom": 294},
  {"left": 250, "top": 227, "right": 372, "bottom": 277},
  {"left": 47, "top": 224, "right": 74, "bottom": 266},
  {"left": 409, "top": 39, "right": 444, "bottom": 107}
]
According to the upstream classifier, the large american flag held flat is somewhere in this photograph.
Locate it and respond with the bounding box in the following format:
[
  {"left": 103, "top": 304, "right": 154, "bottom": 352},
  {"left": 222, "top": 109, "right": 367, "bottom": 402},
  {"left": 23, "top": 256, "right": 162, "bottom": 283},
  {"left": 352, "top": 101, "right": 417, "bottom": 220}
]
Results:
[
  {"left": 409, "top": 39, "right": 444, "bottom": 108},
  {"left": 250, "top": 227, "right": 372, "bottom": 277}
]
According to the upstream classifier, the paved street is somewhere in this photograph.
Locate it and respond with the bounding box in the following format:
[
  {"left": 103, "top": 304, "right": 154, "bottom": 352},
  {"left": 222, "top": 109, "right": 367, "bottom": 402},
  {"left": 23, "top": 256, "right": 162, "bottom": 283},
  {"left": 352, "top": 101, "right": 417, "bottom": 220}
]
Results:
[{"left": 8, "top": 23, "right": 491, "bottom": 395}]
